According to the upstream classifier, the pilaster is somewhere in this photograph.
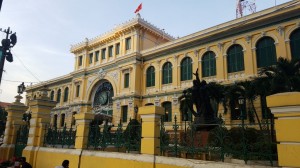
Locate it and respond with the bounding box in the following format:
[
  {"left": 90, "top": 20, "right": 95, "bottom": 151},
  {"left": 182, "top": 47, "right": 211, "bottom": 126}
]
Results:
[
  {"left": 139, "top": 106, "right": 164, "bottom": 155},
  {"left": 267, "top": 92, "right": 300, "bottom": 167},
  {"left": 74, "top": 113, "right": 94, "bottom": 149},
  {"left": 23, "top": 87, "right": 56, "bottom": 165}
]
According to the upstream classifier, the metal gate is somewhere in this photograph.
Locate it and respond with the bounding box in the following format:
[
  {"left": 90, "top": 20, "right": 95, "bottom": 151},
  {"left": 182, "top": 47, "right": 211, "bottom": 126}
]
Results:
[{"left": 14, "top": 125, "right": 29, "bottom": 157}]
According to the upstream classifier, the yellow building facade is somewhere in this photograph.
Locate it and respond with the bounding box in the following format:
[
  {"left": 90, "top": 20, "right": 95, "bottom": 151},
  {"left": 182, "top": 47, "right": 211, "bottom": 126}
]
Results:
[{"left": 26, "top": 1, "right": 300, "bottom": 128}]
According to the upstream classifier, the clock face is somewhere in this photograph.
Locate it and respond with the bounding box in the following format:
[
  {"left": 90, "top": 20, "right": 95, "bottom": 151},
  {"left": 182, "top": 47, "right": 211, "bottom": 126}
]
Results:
[
  {"left": 99, "top": 91, "right": 108, "bottom": 105},
  {"left": 93, "top": 82, "right": 113, "bottom": 115}
]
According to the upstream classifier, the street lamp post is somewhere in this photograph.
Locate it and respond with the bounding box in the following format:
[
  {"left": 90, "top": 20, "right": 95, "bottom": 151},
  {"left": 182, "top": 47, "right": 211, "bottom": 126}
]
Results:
[
  {"left": 0, "top": 27, "right": 17, "bottom": 85},
  {"left": 238, "top": 95, "right": 245, "bottom": 125},
  {"left": 238, "top": 95, "right": 248, "bottom": 163},
  {"left": 134, "top": 105, "right": 138, "bottom": 120}
]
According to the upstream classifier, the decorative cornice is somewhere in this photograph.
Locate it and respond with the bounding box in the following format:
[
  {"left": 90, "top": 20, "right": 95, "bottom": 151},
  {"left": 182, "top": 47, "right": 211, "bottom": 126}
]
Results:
[{"left": 70, "top": 15, "right": 175, "bottom": 53}]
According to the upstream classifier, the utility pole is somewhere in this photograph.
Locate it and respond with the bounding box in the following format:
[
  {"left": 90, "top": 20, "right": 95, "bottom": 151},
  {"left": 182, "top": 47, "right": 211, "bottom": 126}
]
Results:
[
  {"left": 0, "top": 0, "right": 3, "bottom": 12},
  {"left": 0, "top": 27, "right": 17, "bottom": 85}
]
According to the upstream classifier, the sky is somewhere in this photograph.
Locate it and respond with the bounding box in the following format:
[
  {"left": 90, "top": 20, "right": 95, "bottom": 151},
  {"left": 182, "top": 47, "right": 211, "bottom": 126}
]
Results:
[{"left": 0, "top": 0, "right": 291, "bottom": 103}]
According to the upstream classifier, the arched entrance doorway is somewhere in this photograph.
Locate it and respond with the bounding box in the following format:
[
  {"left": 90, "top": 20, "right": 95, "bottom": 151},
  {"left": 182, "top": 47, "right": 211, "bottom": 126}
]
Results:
[{"left": 92, "top": 81, "right": 114, "bottom": 122}]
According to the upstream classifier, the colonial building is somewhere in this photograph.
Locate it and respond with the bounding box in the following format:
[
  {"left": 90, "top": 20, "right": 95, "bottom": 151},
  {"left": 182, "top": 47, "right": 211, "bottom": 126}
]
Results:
[{"left": 26, "top": 1, "right": 300, "bottom": 128}]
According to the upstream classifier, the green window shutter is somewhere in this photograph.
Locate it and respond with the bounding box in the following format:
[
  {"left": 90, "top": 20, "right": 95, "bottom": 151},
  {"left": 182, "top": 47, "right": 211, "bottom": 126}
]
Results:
[
  {"left": 256, "top": 37, "right": 277, "bottom": 68},
  {"left": 95, "top": 51, "right": 99, "bottom": 62},
  {"left": 50, "top": 91, "right": 54, "bottom": 101},
  {"left": 227, "top": 45, "right": 244, "bottom": 73},
  {"left": 109, "top": 46, "right": 113, "bottom": 57},
  {"left": 126, "top": 38, "right": 131, "bottom": 50},
  {"left": 76, "top": 85, "right": 80, "bottom": 97},
  {"left": 163, "top": 62, "right": 172, "bottom": 84},
  {"left": 101, "top": 48, "right": 106, "bottom": 59},
  {"left": 116, "top": 43, "right": 120, "bottom": 55},
  {"left": 53, "top": 115, "right": 58, "bottom": 127},
  {"left": 202, "top": 51, "right": 216, "bottom": 77},
  {"left": 60, "top": 114, "right": 65, "bottom": 127},
  {"left": 187, "top": 58, "right": 192, "bottom": 80},
  {"left": 63, "top": 87, "right": 69, "bottom": 102},
  {"left": 181, "top": 57, "right": 192, "bottom": 81},
  {"left": 290, "top": 29, "right": 300, "bottom": 60},
  {"left": 180, "top": 63, "right": 185, "bottom": 81},
  {"left": 124, "top": 73, "right": 129, "bottom": 88},
  {"left": 146, "top": 66, "right": 155, "bottom": 87},
  {"left": 122, "top": 106, "right": 128, "bottom": 122},
  {"left": 78, "top": 56, "right": 83, "bottom": 66},
  {"left": 151, "top": 67, "right": 155, "bottom": 86},
  {"left": 89, "top": 53, "right": 93, "bottom": 64},
  {"left": 57, "top": 89, "right": 61, "bottom": 102}
]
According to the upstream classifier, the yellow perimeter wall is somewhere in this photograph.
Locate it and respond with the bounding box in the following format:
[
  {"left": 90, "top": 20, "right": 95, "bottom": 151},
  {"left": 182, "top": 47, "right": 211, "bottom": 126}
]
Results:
[
  {"left": 27, "top": 148, "right": 263, "bottom": 168},
  {"left": 29, "top": 148, "right": 186, "bottom": 168}
]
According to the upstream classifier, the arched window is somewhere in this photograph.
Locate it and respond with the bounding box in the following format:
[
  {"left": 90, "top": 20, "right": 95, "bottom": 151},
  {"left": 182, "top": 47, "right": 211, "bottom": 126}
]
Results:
[
  {"left": 290, "top": 29, "right": 300, "bottom": 60},
  {"left": 53, "top": 114, "right": 58, "bottom": 128},
  {"left": 227, "top": 44, "right": 244, "bottom": 73},
  {"left": 50, "top": 91, "right": 54, "bottom": 101},
  {"left": 202, "top": 51, "right": 216, "bottom": 77},
  {"left": 146, "top": 66, "right": 155, "bottom": 87},
  {"left": 63, "top": 87, "right": 69, "bottom": 102},
  {"left": 162, "top": 62, "right": 172, "bottom": 84},
  {"left": 181, "top": 57, "right": 192, "bottom": 81},
  {"left": 256, "top": 37, "right": 277, "bottom": 68},
  {"left": 60, "top": 113, "right": 65, "bottom": 127},
  {"left": 162, "top": 102, "right": 172, "bottom": 122},
  {"left": 57, "top": 89, "right": 61, "bottom": 103}
]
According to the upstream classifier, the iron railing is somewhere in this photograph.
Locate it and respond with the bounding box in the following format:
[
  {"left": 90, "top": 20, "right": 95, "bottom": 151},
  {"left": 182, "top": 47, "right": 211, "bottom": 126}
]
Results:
[
  {"left": 87, "top": 118, "right": 142, "bottom": 153},
  {"left": 15, "top": 124, "right": 29, "bottom": 157},
  {"left": 43, "top": 124, "right": 76, "bottom": 148},
  {"left": 160, "top": 115, "right": 277, "bottom": 166}
]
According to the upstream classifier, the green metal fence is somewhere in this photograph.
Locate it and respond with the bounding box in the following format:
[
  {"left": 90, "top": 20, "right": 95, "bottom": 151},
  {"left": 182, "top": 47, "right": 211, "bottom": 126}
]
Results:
[
  {"left": 87, "top": 118, "right": 142, "bottom": 153},
  {"left": 160, "top": 115, "right": 277, "bottom": 166},
  {"left": 15, "top": 125, "right": 29, "bottom": 157},
  {"left": 43, "top": 124, "right": 76, "bottom": 148}
]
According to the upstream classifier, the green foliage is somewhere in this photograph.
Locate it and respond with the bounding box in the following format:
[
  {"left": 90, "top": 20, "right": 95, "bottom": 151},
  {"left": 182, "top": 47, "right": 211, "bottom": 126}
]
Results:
[
  {"left": 208, "top": 126, "right": 229, "bottom": 147},
  {"left": 259, "top": 57, "right": 300, "bottom": 94},
  {"left": 207, "top": 126, "right": 276, "bottom": 160},
  {"left": 123, "top": 119, "right": 141, "bottom": 148},
  {"left": 0, "top": 107, "right": 7, "bottom": 136},
  {"left": 229, "top": 127, "right": 261, "bottom": 145}
]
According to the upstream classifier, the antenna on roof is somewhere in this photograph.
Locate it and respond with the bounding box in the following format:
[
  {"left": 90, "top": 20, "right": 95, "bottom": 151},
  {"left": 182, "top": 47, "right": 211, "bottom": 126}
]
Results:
[{"left": 236, "top": 0, "right": 256, "bottom": 18}]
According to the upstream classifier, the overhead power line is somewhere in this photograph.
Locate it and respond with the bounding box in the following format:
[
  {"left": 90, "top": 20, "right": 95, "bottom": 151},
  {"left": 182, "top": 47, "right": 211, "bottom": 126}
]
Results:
[
  {"left": 11, "top": 51, "right": 41, "bottom": 82},
  {"left": 2, "top": 79, "right": 39, "bottom": 84}
]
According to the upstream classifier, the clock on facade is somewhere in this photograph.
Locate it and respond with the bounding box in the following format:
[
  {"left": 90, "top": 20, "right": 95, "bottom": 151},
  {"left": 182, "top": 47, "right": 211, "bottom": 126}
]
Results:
[
  {"left": 99, "top": 91, "right": 108, "bottom": 105},
  {"left": 93, "top": 82, "right": 114, "bottom": 115}
]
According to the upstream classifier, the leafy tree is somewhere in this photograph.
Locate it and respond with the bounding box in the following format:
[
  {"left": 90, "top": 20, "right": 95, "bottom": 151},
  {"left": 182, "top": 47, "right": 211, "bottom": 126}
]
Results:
[{"left": 0, "top": 107, "right": 8, "bottom": 136}]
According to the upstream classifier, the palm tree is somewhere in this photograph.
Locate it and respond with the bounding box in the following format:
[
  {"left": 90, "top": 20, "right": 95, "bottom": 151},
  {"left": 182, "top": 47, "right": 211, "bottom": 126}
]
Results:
[
  {"left": 259, "top": 57, "right": 300, "bottom": 93},
  {"left": 237, "top": 80, "right": 262, "bottom": 130},
  {"left": 256, "top": 57, "right": 300, "bottom": 142}
]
